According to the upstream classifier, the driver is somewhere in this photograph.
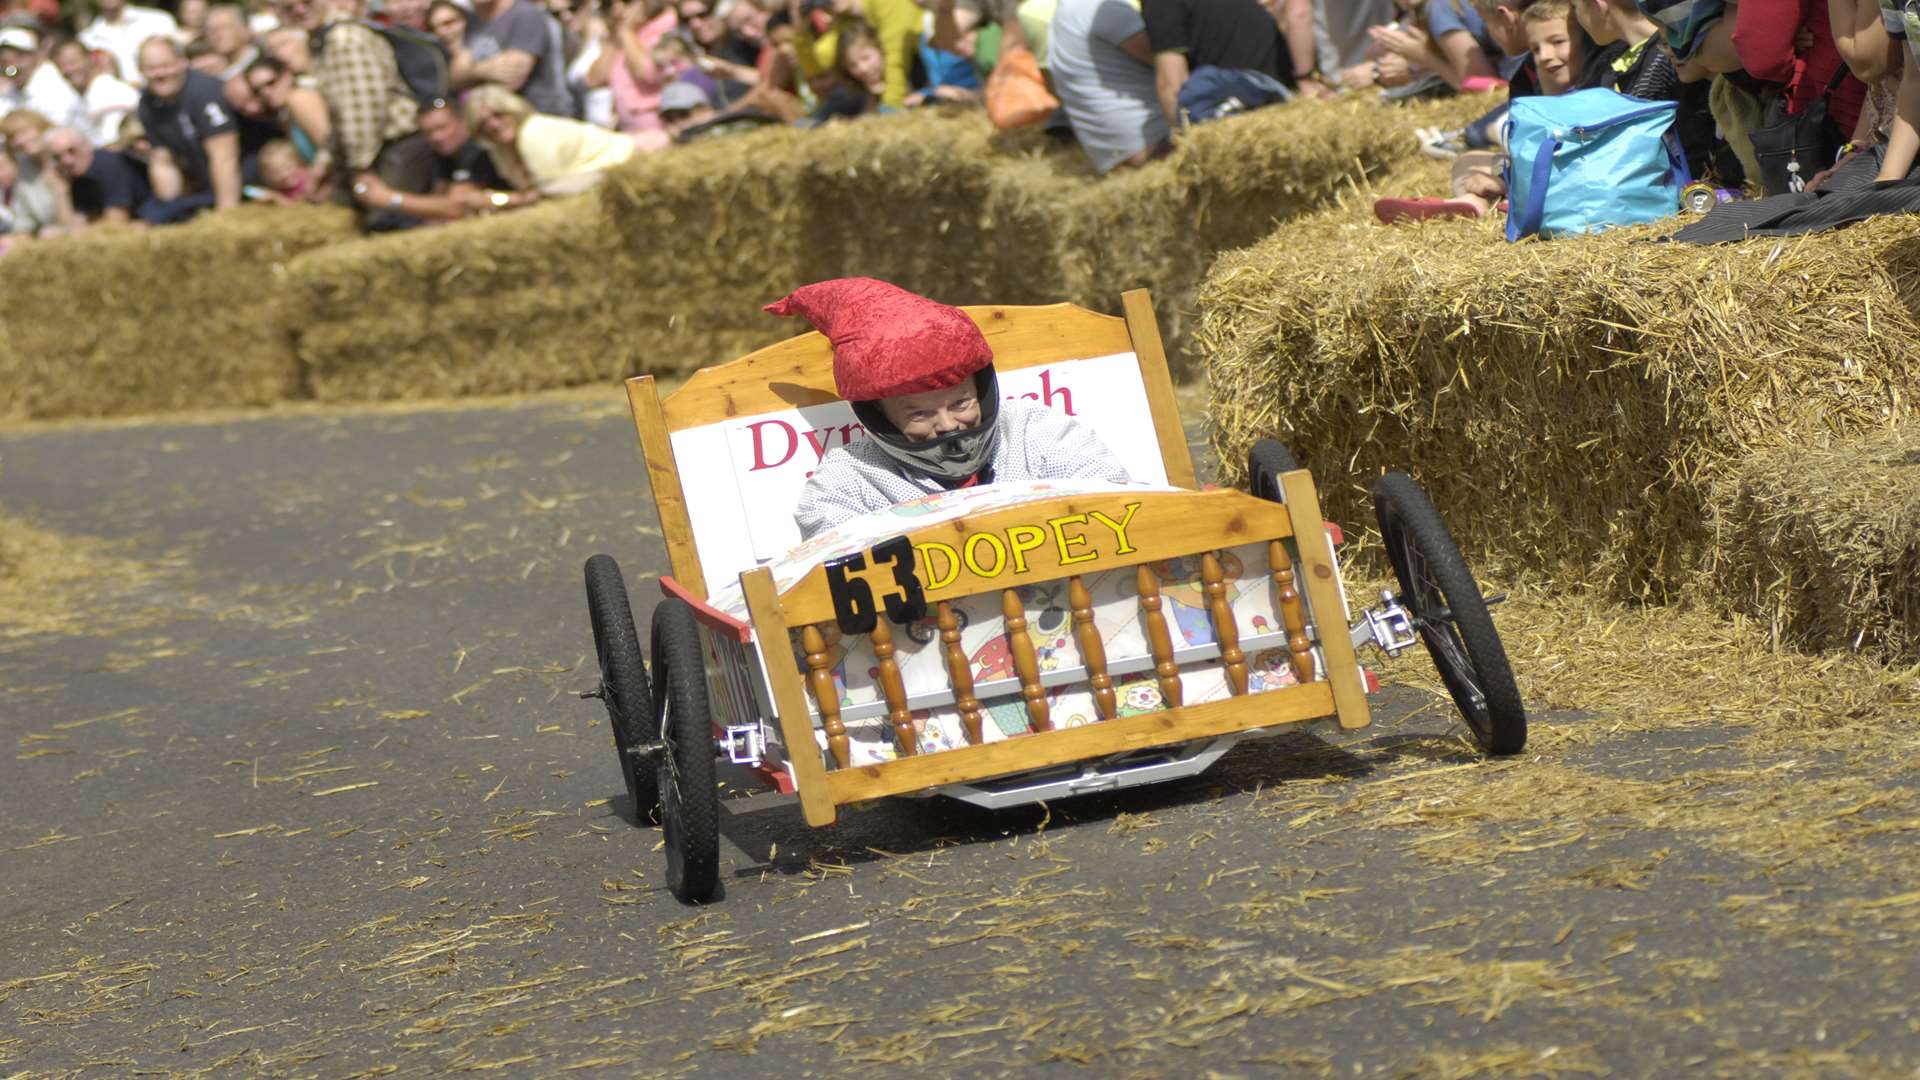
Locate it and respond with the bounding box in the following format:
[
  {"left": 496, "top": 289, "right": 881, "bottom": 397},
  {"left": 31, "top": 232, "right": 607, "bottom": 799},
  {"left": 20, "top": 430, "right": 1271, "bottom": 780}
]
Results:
[{"left": 770, "top": 277, "right": 1130, "bottom": 539}]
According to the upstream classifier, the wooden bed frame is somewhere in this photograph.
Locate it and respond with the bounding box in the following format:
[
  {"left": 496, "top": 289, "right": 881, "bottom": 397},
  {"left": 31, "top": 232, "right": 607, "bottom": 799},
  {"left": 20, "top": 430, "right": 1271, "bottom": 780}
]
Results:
[{"left": 624, "top": 289, "right": 1370, "bottom": 826}]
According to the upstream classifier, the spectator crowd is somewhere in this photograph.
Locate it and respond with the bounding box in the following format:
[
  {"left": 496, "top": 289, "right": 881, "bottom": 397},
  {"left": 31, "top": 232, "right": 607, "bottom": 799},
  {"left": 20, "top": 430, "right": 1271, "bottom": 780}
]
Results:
[{"left": 0, "top": 0, "right": 1912, "bottom": 244}]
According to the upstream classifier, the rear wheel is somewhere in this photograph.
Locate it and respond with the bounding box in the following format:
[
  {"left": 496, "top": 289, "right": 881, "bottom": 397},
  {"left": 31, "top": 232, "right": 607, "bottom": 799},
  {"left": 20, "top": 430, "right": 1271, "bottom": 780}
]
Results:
[
  {"left": 652, "top": 597, "right": 721, "bottom": 904},
  {"left": 584, "top": 554, "right": 658, "bottom": 820},
  {"left": 1248, "top": 439, "right": 1301, "bottom": 503},
  {"left": 1371, "top": 472, "right": 1527, "bottom": 755}
]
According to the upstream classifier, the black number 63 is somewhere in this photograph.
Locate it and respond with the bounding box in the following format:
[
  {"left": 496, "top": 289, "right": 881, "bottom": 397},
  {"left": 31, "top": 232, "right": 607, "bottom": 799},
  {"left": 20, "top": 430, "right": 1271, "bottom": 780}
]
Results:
[{"left": 825, "top": 535, "right": 928, "bottom": 635}]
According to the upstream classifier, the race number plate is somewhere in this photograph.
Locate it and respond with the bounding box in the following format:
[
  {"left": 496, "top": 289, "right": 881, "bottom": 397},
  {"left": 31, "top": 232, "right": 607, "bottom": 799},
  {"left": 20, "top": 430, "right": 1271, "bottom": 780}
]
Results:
[{"left": 824, "top": 535, "right": 928, "bottom": 635}]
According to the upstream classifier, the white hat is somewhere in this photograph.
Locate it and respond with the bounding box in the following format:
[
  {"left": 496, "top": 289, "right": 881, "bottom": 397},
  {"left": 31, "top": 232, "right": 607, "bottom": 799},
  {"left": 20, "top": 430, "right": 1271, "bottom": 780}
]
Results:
[{"left": 0, "top": 27, "right": 39, "bottom": 52}]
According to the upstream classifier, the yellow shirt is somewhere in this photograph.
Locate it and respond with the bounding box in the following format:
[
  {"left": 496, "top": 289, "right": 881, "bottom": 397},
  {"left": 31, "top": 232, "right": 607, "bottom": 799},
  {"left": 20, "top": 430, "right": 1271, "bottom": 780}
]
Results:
[
  {"left": 512, "top": 113, "right": 637, "bottom": 189},
  {"left": 793, "top": 0, "right": 924, "bottom": 108}
]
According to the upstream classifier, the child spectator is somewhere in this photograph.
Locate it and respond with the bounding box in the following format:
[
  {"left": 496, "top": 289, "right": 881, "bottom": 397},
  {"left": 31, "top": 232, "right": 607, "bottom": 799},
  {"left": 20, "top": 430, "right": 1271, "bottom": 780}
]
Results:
[
  {"left": 255, "top": 137, "right": 310, "bottom": 201},
  {"left": 804, "top": 19, "right": 889, "bottom": 119},
  {"left": 771, "top": 277, "right": 1130, "bottom": 539},
  {"left": 791, "top": 0, "right": 922, "bottom": 108},
  {"left": 1374, "top": 0, "right": 1583, "bottom": 223},
  {"left": 1573, "top": 0, "right": 1673, "bottom": 96}
]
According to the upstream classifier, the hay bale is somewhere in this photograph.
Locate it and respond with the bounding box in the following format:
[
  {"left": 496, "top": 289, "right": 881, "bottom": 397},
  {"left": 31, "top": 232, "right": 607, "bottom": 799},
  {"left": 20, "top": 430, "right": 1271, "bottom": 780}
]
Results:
[
  {"left": 289, "top": 192, "right": 659, "bottom": 401},
  {"left": 0, "top": 94, "right": 1501, "bottom": 416},
  {"left": 1055, "top": 94, "right": 1489, "bottom": 368},
  {"left": 1198, "top": 200, "right": 1920, "bottom": 602},
  {"left": 1708, "top": 427, "right": 1920, "bottom": 656},
  {"left": 600, "top": 112, "right": 1092, "bottom": 376},
  {"left": 0, "top": 205, "right": 356, "bottom": 419},
  {"left": 594, "top": 98, "right": 1488, "bottom": 376}
]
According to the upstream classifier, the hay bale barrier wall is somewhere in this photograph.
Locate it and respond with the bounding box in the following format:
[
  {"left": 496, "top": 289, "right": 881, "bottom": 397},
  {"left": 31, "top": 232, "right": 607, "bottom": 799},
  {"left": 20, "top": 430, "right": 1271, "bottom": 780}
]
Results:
[
  {"left": 0, "top": 94, "right": 1489, "bottom": 418},
  {"left": 0, "top": 205, "right": 357, "bottom": 420},
  {"left": 1199, "top": 197, "right": 1920, "bottom": 653},
  {"left": 289, "top": 193, "right": 649, "bottom": 401}
]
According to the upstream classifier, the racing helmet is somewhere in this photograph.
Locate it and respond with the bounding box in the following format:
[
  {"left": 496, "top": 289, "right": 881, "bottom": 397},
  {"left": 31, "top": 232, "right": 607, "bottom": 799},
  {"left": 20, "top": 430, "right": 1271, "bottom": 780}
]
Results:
[{"left": 764, "top": 277, "right": 1001, "bottom": 482}]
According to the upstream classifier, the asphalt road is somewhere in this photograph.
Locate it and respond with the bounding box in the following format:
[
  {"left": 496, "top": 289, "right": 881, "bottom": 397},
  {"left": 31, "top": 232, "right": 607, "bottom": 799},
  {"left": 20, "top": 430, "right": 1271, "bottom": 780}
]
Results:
[{"left": 1, "top": 393, "right": 1915, "bottom": 1078}]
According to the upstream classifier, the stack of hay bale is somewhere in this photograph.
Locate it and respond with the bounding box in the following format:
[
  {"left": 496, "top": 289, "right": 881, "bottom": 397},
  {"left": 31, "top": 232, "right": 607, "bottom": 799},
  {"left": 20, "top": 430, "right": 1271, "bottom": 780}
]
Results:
[
  {"left": 1198, "top": 179, "right": 1920, "bottom": 658},
  {"left": 0, "top": 95, "right": 1486, "bottom": 419},
  {"left": 0, "top": 205, "right": 356, "bottom": 418}
]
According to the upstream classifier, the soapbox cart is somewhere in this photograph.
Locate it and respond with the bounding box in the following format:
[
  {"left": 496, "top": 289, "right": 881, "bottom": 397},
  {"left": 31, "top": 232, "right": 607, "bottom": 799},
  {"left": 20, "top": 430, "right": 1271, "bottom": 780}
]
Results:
[{"left": 582, "top": 291, "right": 1525, "bottom": 904}]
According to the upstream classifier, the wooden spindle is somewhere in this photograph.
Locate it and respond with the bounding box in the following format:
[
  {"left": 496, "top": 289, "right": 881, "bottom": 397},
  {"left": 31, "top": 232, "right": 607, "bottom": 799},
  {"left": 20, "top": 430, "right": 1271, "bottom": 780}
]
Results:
[
  {"left": 869, "top": 617, "right": 914, "bottom": 757},
  {"left": 1069, "top": 576, "right": 1116, "bottom": 720},
  {"left": 938, "top": 601, "right": 984, "bottom": 745},
  {"left": 1136, "top": 565, "right": 1183, "bottom": 708},
  {"left": 1270, "top": 539, "right": 1316, "bottom": 684},
  {"left": 1001, "top": 589, "right": 1052, "bottom": 732},
  {"left": 1202, "top": 553, "right": 1248, "bottom": 695},
  {"left": 800, "top": 624, "right": 850, "bottom": 769}
]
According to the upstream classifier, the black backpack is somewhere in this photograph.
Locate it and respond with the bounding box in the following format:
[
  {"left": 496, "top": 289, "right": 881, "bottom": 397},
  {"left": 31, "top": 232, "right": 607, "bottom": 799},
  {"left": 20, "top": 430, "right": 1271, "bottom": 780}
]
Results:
[{"left": 319, "top": 20, "right": 451, "bottom": 108}]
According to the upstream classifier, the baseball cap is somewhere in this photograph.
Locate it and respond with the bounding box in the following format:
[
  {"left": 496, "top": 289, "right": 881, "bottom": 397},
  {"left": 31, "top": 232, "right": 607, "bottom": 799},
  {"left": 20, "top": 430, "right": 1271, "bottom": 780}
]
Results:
[
  {"left": 659, "top": 80, "right": 711, "bottom": 114},
  {"left": 0, "top": 27, "right": 39, "bottom": 52}
]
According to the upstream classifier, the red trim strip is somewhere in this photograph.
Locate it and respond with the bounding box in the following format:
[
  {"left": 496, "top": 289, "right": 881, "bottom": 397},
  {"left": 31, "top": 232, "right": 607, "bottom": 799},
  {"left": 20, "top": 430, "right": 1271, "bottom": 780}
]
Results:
[
  {"left": 1325, "top": 522, "right": 1344, "bottom": 547},
  {"left": 660, "top": 575, "right": 754, "bottom": 643},
  {"left": 752, "top": 763, "right": 798, "bottom": 795}
]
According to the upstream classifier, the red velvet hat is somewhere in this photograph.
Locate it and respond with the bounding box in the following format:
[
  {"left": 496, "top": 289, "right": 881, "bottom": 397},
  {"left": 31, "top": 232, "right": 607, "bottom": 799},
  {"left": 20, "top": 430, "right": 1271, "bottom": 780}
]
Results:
[{"left": 764, "top": 277, "right": 993, "bottom": 402}]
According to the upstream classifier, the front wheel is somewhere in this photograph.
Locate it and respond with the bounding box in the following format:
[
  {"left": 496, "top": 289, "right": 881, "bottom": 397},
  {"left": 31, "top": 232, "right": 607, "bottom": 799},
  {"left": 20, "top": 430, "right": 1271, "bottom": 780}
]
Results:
[
  {"left": 584, "top": 554, "right": 658, "bottom": 819},
  {"left": 1247, "top": 439, "right": 1301, "bottom": 503},
  {"left": 652, "top": 597, "right": 721, "bottom": 904},
  {"left": 1372, "top": 472, "right": 1526, "bottom": 755}
]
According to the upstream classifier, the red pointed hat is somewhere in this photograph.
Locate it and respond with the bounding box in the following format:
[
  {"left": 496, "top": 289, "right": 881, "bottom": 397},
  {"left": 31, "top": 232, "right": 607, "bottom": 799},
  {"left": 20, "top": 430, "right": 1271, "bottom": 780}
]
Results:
[{"left": 764, "top": 277, "right": 993, "bottom": 402}]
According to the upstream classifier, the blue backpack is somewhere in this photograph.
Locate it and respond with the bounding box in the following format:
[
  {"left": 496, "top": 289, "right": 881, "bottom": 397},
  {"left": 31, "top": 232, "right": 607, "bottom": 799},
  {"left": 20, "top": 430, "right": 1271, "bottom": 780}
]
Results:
[{"left": 1502, "top": 88, "right": 1687, "bottom": 241}]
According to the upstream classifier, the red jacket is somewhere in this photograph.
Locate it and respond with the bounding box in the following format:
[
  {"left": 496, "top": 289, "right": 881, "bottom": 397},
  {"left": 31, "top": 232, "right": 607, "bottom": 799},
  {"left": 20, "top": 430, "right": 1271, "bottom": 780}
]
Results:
[{"left": 1733, "top": 0, "right": 1865, "bottom": 136}]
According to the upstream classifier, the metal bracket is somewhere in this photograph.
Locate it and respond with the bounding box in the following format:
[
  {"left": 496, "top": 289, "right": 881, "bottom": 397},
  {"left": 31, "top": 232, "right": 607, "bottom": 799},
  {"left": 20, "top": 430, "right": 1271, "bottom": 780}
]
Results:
[
  {"left": 1351, "top": 589, "right": 1418, "bottom": 657},
  {"left": 719, "top": 725, "right": 764, "bottom": 766}
]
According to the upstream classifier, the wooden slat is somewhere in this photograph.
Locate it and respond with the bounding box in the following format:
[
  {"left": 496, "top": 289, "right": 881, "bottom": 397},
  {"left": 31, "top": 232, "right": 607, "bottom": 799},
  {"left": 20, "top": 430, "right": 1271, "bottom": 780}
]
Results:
[
  {"left": 825, "top": 682, "right": 1337, "bottom": 805},
  {"left": 1069, "top": 576, "right": 1116, "bottom": 720},
  {"left": 1136, "top": 564, "right": 1184, "bottom": 709},
  {"left": 1002, "top": 589, "right": 1052, "bottom": 733},
  {"left": 1279, "top": 471, "right": 1371, "bottom": 732},
  {"left": 870, "top": 617, "right": 914, "bottom": 756},
  {"left": 1270, "top": 539, "right": 1316, "bottom": 684},
  {"left": 938, "top": 600, "right": 985, "bottom": 744},
  {"left": 801, "top": 624, "right": 851, "bottom": 768},
  {"left": 740, "top": 568, "right": 836, "bottom": 826},
  {"left": 627, "top": 376, "right": 706, "bottom": 598},
  {"left": 1120, "top": 289, "right": 1198, "bottom": 490},
  {"left": 661, "top": 304, "right": 1136, "bottom": 431},
  {"left": 1202, "top": 552, "right": 1247, "bottom": 695},
  {"left": 779, "top": 489, "right": 1294, "bottom": 627}
]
